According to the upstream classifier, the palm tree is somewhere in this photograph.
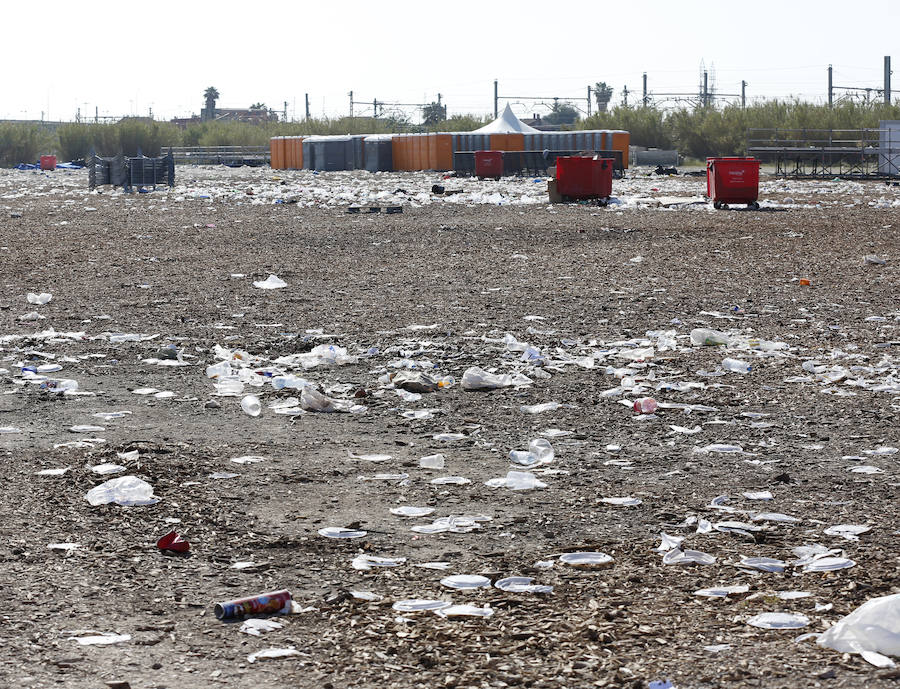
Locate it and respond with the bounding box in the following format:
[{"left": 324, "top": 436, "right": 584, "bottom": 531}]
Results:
[{"left": 203, "top": 87, "right": 219, "bottom": 121}]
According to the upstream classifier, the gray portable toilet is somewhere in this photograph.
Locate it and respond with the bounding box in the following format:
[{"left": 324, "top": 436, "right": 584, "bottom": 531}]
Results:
[
  {"left": 306, "top": 136, "right": 353, "bottom": 171},
  {"left": 364, "top": 135, "right": 394, "bottom": 172},
  {"left": 302, "top": 139, "right": 315, "bottom": 170}
]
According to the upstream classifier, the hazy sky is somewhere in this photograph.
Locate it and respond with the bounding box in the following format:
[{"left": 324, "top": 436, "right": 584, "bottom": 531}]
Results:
[{"left": 4, "top": 0, "right": 897, "bottom": 122}]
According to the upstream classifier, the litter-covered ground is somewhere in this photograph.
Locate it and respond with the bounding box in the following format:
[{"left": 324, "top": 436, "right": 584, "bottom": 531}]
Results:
[{"left": 1, "top": 166, "right": 899, "bottom": 689}]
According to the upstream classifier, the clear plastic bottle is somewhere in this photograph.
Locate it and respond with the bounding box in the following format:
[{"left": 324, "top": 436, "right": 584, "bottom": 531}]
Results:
[{"left": 721, "top": 358, "right": 752, "bottom": 373}]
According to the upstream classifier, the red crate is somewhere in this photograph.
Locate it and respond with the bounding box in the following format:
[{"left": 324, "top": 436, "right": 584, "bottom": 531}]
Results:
[
  {"left": 40, "top": 155, "right": 57, "bottom": 171},
  {"left": 707, "top": 157, "right": 760, "bottom": 208},
  {"left": 556, "top": 156, "right": 613, "bottom": 200},
  {"left": 475, "top": 150, "right": 503, "bottom": 178}
]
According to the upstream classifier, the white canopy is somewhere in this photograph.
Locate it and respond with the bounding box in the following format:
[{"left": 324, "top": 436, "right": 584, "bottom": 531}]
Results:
[{"left": 472, "top": 104, "right": 540, "bottom": 134}]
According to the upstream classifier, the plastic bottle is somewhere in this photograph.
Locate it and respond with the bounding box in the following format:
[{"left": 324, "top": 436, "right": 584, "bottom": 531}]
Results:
[
  {"left": 721, "top": 358, "right": 752, "bottom": 374},
  {"left": 690, "top": 328, "right": 729, "bottom": 346}
]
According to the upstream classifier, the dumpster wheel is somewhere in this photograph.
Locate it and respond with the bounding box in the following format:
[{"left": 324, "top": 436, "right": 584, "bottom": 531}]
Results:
[
  {"left": 713, "top": 201, "right": 729, "bottom": 210},
  {"left": 748, "top": 201, "right": 760, "bottom": 210}
]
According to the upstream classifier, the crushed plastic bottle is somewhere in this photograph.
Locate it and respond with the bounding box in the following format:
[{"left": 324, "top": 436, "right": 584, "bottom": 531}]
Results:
[
  {"left": 690, "top": 328, "right": 729, "bottom": 346},
  {"left": 633, "top": 397, "right": 658, "bottom": 414},
  {"left": 508, "top": 439, "right": 554, "bottom": 467},
  {"left": 722, "top": 357, "right": 752, "bottom": 373}
]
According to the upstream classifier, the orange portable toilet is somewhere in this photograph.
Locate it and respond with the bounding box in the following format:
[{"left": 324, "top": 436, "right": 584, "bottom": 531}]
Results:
[
  {"left": 612, "top": 131, "right": 630, "bottom": 169},
  {"left": 392, "top": 135, "right": 404, "bottom": 171},
  {"left": 431, "top": 134, "right": 453, "bottom": 171},
  {"left": 283, "top": 136, "right": 293, "bottom": 169},
  {"left": 413, "top": 134, "right": 423, "bottom": 170},
  {"left": 270, "top": 137, "right": 281, "bottom": 170},
  {"left": 294, "top": 137, "right": 304, "bottom": 169}
]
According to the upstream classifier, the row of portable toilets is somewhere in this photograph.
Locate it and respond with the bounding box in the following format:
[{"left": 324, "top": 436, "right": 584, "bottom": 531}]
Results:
[{"left": 270, "top": 131, "right": 630, "bottom": 174}]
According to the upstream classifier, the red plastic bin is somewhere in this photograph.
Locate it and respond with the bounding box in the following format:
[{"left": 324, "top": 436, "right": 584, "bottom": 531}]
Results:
[
  {"left": 475, "top": 150, "right": 503, "bottom": 179},
  {"left": 556, "top": 156, "right": 613, "bottom": 200},
  {"left": 40, "top": 155, "right": 57, "bottom": 171},
  {"left": 707, "top": 157, "right": 760, "bottom": 208}
]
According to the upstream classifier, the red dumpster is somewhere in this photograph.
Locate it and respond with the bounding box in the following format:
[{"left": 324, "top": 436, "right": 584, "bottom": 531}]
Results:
[
  {"left": 40, "top": 155, "right": 57, "bottom": 171},
  {"left": 475, "top": 150, "right": 503, "bottom": 179},
  {"left": 556, "top": 156, "right": 613, "bottom": 201},
  {"left": 707, "top": 157, "right": 760, "bottom": 209}
]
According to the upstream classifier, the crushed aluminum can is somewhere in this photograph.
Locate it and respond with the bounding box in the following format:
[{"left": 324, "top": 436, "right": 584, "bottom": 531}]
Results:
[
  {"left": 156, "top": 530, "right": 190, "bottom": 553},
  {"left": 214, "top": 590, "right": 292, "bottom": 620}
]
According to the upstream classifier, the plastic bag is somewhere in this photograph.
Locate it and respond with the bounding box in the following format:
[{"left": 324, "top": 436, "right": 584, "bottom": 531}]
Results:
[
  {"left": 817, "top": 593, "right": 900, "bottom": 667},
  {"left": 85, "top": 476, "right": 158, "bottom": 506},
  {"left": 461, "top": 366, "right": 532, "bottom": 391}
]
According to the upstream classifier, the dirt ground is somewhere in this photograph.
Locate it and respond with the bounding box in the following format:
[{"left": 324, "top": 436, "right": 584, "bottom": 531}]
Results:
[{"left": 1, "top": 166, "right": 898, "bottom": 689}]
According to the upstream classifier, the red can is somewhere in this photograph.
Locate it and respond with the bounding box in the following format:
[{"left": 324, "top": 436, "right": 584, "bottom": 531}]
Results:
[{"left": 214, "top": 590, "right": 292, "bottom": 620}]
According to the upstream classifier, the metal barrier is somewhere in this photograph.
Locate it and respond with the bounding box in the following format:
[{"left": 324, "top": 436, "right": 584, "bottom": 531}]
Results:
[
  {"left": 167, "top": 146, "right": 269, "bottom": 166},
  {"left": 747, "top": 128, "right": 900, "bottom": 178},
  {"left": 88, "top": 153, "right": 174, "bottom": 191}
]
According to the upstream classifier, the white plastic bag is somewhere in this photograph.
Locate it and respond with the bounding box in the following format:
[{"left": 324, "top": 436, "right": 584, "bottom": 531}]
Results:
[
  {"left": 818, "top": 593, "right": 900, "bottom": 667},
  {"left": 85, "top": 476, "right": 158, "bottom": 506}
]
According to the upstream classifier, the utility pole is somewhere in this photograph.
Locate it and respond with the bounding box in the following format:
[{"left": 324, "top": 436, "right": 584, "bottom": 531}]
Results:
[
  {"left": 623, "top": 85, "right": 629, "bottom": 107},
  {"left": 642, "top": 72, "right": 648, "bottom": 107},
  {"left": 283, "top": 101, "right": 288, "bottom": 122},
  {"left": 373, "top": 99, "right": 378, "bottom": 117},
  {"left": 886, "top": 56, "right": 892, "bottom": 104},
  {"left": 702, "top": 70, "right": 709, "bottom": 107},
  {"left": 493, "top": 79, "right": 499, "bottom": 119},
  {"left": 587, "top": 85, "right": 592, "bottom": 118},
  {"left": 149, "top": 106, "right": 153, "bottom": 120},
  {"left": 828, "top": 65, "right": 833, "bottom": 108},
  {"left": 349, "top": 91, "right": 354, "bottom": 118},
  {"left": 95, "top": 106, "right": 98, "bottom": 123},
  {"left": 741, "top": 80, "right": 747, "bottom": 109},
  {"left": 305, "top": 93, "right": 310, "bottom": 120}
]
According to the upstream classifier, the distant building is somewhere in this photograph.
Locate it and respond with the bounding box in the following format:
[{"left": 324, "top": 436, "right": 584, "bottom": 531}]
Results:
[
  {"left": 171, "top": 107, "right": 276, "bottom": 129},
  {"left": 521, "top": 114, "right": 561, "bottom": 132}
]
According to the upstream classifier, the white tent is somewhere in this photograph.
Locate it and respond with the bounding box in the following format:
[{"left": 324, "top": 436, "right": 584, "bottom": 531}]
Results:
[{"left": 472, "top": 104, "right": 540, "bottom": 134}]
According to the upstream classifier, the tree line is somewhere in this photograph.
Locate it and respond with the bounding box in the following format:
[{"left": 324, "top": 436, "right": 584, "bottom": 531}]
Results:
[{"left": 1, "top": 100, "right": 898, "bottom": 167}]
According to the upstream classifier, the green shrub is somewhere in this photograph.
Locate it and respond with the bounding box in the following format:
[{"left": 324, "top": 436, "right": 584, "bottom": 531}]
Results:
[{"left": 0, "top": 123, "right": 54, "bottom": 167}]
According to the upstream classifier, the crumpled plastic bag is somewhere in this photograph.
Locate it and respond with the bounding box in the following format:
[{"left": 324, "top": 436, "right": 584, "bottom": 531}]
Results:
[
  {"left": 300, "top": 386, "right": 352, "bottom": 413},
  {"left": 817, "top": 593, "right": 900, "bottom": 667},
  {"left": 85, "top": 476, "right": 158, "bottom": 506},
  {"left": 392, "top": 370, "right": 439, "bottom": 393},
  {"left": 461, "top": 366, "right": 532, "bottom": 391},
  {"left": 253, "top": 274, "right": 287, "bottom": 289}
]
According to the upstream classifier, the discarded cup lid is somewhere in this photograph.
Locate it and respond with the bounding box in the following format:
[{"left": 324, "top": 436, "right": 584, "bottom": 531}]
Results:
[
  {"left": 776, "top": 591, "right": 812, "bottom": 600},
  {"left": 348, "top": 452, "right": 392, "bottom": 462},
  {"left": 494, "top": 576, "right": 553, "bottom": 594},
  {"left": 694, "top": 585, "right": 749, "bottom": 598},
  {"left": 430, "top": 476, "right": 470, "bottom": 485},
  {"left": 318, "top": 527, "right": 367, "bottom": 539},
  {"left": 747, "top": 612, "right": 810, "bottom": 629},
  {"left": 352, "top": 555, "right": 406, "bottom": 570},
  {"left": 737, "top": 556, "right": 786, "bottom": 573},
  {"left": 389, "top": 506, "right": 435, "bottom": 517},
  {"left": 156, "top": 530, "right": 190, "bottom": 553},
  {"left": 662, "top": 549, "right": 716, "bottom": 566},
  {"left": 822, "top": 524, "right": 870, "bottom": 541},
  {"left": 440, "top": 575, "right": 491, "bottom": 590},
  {"left": 350, "top": 591, "right": 383, "bottom": 601},
  {"left": 559, "top": 552, "right": 614, "bottom": 569},
  {"left": 392, "top": 599, "right": 452, "bottom": 612},
  {"left": 599, "top": 496, "right": 642, "bottom": 506},
  {"left": 435, "top": 604, "right": 494, "bottom": 618},
  {"left": 802, "top": 557, "right": 856, "bottom": 573}
]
